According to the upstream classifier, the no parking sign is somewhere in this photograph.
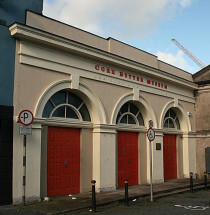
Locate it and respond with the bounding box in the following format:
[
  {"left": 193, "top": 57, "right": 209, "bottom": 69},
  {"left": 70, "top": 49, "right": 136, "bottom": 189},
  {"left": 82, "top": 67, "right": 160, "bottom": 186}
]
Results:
[
  {"left": 19, "top": 110, "right": 34, "bottom": 126},
  {"left": 18, "top": 110, "right": 34, "bottom": 135}
]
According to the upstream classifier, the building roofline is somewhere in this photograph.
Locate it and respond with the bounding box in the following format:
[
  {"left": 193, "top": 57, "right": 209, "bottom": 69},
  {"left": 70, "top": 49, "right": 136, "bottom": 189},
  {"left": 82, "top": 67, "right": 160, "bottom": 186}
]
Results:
[
  {"left": 27, "top": 10, "right": 158, "bottom": 58},
  {"left": 26, "top": 10, "right": 109, "bottom": 41},
  {"left": 107, "top": 37, "right": 157, "bottom": 57},
  {"left": 192, "top": 65, "right": 210, "bottom": 79},
  {"left": 9, "top": 22, "right": 197, "bottom": 89},
  {"left": 25, "top": 11, "right": 194, "bottom": 80},
  {"left": 158, "top": 60, "right": 192, "bottom": 75},
  {"left": 194, "top": 80, "right": 210, "bottom": 85}
]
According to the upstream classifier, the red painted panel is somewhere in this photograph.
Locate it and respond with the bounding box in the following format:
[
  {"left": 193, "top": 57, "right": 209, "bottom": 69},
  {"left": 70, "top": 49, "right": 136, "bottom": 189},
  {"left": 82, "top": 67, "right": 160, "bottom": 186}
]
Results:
[
  {"left": 163, "top": 134, "right": 177, "bottom": 180},
  {"left": 47, "top": 127, "right": 80, "bottom": 197},
  {"left": 118, "top": 132, "right": 138, "bottom": 187}
]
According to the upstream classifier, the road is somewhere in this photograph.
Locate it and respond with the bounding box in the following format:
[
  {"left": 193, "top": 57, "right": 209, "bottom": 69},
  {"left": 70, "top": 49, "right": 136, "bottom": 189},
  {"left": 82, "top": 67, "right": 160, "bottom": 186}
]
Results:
[{"left": 70, "top": 190, "right": 210, "bottom": 215}]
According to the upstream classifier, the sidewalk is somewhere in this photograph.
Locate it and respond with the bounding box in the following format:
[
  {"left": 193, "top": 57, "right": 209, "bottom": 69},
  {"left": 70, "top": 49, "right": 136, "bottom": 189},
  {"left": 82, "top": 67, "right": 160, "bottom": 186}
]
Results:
[{"left": 0, "top": 179, "right": 207, "bottom": 215}]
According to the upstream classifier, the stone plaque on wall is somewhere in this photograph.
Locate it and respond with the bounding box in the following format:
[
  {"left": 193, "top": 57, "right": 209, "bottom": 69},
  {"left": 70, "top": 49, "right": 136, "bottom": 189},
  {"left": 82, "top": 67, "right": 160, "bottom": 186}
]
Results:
[{"left": 156, "top": 143, "right": 161, "bottom": 150}]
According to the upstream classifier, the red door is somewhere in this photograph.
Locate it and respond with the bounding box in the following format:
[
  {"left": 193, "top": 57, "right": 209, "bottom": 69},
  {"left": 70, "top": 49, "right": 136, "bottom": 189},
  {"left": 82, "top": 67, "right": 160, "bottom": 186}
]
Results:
[
  {"left": 163, "top": 134, "right": 177, "bottom": 180},
  {"left": 118, "top": 132, "right": 138, "bottom": 187},
  {"left": 47, "top": 127, "right": 80, "bottom": 197}
]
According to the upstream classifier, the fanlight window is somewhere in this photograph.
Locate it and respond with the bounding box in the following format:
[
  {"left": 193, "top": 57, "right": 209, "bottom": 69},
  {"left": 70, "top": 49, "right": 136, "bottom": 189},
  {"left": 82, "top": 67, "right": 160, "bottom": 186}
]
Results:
[
  {"left": 116, "top": 102, "right": 144, "bottom": 126},
  {"left": 163, "top": 109, "right": 180, "bottom": 129},
  {"left": 42, "top": 90, "right": 91, "bottom": 121}
]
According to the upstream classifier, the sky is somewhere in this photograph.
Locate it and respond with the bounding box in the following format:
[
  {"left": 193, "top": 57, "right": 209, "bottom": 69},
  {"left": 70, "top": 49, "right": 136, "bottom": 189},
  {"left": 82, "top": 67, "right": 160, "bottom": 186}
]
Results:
[{"left": 43, "top": 0, "right": 209, "bottom": 74}]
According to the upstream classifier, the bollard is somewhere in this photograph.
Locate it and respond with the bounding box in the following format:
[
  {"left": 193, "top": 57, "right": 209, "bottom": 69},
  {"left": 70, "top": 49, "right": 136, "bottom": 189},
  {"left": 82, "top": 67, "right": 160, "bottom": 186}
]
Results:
[
  {"left": 204, "top": 172, "right": 208, "bottom": 190},
  {"left": 190, "top": 172, "right": 194, "bottom": 193},
  {"left": 124, "top": 179, "right": 129, "bottom": 206},
  {"left": 91, "top": 180, "right": 96, "bottom": 213}
]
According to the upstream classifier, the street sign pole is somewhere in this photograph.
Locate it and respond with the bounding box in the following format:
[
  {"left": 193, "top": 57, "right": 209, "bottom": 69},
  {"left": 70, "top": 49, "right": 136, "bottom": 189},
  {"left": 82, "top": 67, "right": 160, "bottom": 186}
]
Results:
[
  {"left": 147, "top": 121, "right": 155, "bottom": 202},
  {"left": 150, "top": 140, "right": 153, "bottom": 202},
  {"left": 18, "top": 110, "right": 34, "bottom": 206},
  {"left": 22, "top": 134, "right": 26, "bottom": 205}
]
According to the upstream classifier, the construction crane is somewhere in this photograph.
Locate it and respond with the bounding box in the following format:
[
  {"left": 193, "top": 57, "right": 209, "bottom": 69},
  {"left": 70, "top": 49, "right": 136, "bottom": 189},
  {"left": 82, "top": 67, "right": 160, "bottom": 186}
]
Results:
[{"left": 171, "top": 38, "right": 205, "bottom": 69}]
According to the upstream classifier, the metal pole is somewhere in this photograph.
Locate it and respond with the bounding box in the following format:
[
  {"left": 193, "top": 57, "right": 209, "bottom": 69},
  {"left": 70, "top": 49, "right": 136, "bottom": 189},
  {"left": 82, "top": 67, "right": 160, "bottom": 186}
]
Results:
[
  {"left": 91, "top": 180, "right": 96, "bottom": 213},
  {"left": 204, "top": 172, "right": 208, "bottom": 190},
  {"left": 22, "top": 135, "right": 26, "bottom": 205},
  {"left": 124, "top": 179, "right": 129, "bottom": 206},
  {"left": 150, "top": 140, "right": 153, "bottom": 202},
  {"left": 190, "top": 172, "right": 193, "bottom": 193}
]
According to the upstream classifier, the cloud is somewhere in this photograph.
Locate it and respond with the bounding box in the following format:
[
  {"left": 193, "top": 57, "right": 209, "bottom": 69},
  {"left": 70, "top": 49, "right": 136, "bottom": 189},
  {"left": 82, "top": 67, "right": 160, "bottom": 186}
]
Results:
[
  {"left": 180, "top": 0, "right": 194, "bottom": 7},
  {"left": 156, "top": 50, "right": 194, "bottom": 72},
  {"left": 43, "top": 0, "right": 194, "bottom": 41}
]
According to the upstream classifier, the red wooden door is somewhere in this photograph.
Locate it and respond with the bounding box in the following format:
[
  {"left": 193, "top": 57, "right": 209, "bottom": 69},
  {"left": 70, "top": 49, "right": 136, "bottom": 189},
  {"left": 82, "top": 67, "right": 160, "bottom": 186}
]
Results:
[
  {"left": 118, "top": 132, "right": 138, "bottom": 187},
  {"left": 47, "top": 127, "right": 80, "bottom": 197},
  {"left": 163, "top": 134, "right": 177, "bottom": 180}
]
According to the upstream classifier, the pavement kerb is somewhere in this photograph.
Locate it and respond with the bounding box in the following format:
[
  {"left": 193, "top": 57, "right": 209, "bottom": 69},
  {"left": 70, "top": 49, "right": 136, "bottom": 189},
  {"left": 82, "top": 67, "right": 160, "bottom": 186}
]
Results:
[
  {"left": 48, "top": 181, "right": 208, "bottom": 215},
  {"left": 1, "top": 180, "right": 209, "bottom": 215}
]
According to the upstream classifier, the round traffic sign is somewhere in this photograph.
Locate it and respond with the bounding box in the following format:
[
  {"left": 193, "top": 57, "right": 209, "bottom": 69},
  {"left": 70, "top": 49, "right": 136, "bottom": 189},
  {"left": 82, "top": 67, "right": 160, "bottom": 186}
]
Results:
[
  {"left": 147, "top": 128, "right": 155, "bottom": 141},
  {"left": 19, "top": 110, "right": 34, "bottom": 126}
]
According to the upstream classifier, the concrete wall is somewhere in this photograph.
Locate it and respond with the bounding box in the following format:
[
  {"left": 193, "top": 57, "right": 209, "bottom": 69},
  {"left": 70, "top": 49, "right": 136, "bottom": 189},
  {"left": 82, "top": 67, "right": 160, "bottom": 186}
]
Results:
[
  {"left": 139, "top": 132, "right": 147, "bottom": 184},
  {"left": 196, "top": 137, "right": 210, "bottom": 178},
  {"left": 195, "top": 86, "right": 210, "bottom": 131},
  {"left": 158, "top": 61, "right": 193, "bottom": 82},
  {"left": 93, "top": 128, "right": 116, "bottom": 192},
  {"left": 108, "top": 38, "right": 158, "bottom": 69},
  {"left": 26, "top": 11, "right": 108, "bottom": 52},
  {"left": 13, "top": 121, "right": 42, "bottom": 204},
  {"left": 26, "top": 11, "right": 193, "bottom": 82},
  {"left": 193, "top": 66, "right": 210, "bottom": 83},
  {"left": 194, "top": 85, "right": 210, "bottom": 178},
  {"left": 81, "top": 129, "right": 93, "bottom": 192},
  {"left": 80, "top": 78, "right": 130, "bottom": 124}
]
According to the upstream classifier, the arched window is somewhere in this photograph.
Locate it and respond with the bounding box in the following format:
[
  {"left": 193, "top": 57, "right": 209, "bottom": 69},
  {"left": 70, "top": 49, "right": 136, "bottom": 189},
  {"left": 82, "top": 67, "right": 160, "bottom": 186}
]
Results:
[
  {"left": 163, "top": 109, "right": 180, "bottom": 129},
  {"left": 116, "top": 102, "right": 144, "bottom": 126},
  {"left": 42, "top": 90, "right": 91, "bottom": 121}
]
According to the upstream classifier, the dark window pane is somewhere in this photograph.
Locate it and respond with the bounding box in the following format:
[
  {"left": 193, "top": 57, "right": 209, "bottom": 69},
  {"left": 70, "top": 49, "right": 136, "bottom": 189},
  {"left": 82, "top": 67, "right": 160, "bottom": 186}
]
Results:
[
  {"left": 43, "top": 90, "right": 91, "bottom": 121},
  {"left": 170, "top": 109, "right": 176, "bottom": 119},
  {"left": 128, "top": 115, "right": 136, "bottom": 124},
  {"left": 137, "top": 113, "right": 144, "bottom": 126},
  {"left": 68, "top": 93, "right": 82, "bottom": 108},
  {"left": 52, "top": 106, "right": 65, "bottom": 118},
  {"left": 120, "top": 115, "right": 127, "bottom": 124},
  {"left": 66, "top": 107, "right": 78, "bottom": 119},
  {"left": 42, "top": 100, "right": 54, "bottom": 117},
  {"left": 165, "top": 110, "right": 170, "bottom": 118},
  {"left": 120, "top": 102, "right": 129, "bottom": 114},
  {"left": 164, "top": 120, "right": 168, "bottom": 128},
  {"left": 51, "top": 91, "right": 66, "bottom": 106},
  {"left": 130, "top": 103, "right": 139, "bottom": 115},
  {"left": 163, "top": 109, "right": 180, "bottom": 129},
  {"left": 169, "top": 119, "right": 175, "bottom": 128},
  {"left": 116, "top": 113, "right": 121, "bottom": 124},
  {"left": 79, "top": 104, "right": 91, "bottom": 121}
]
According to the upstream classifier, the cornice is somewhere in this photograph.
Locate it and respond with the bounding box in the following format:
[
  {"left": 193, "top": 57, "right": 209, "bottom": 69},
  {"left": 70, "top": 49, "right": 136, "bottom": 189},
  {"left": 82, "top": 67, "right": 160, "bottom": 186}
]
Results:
[{"left": 9, "top": 23, "right": 197, "bottom": 90}]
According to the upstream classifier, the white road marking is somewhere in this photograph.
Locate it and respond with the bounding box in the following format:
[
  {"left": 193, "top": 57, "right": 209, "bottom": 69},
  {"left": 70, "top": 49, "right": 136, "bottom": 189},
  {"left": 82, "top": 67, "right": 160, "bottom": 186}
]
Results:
[{"left": 175, "top": 204, "right": 209, "bottom": 211}]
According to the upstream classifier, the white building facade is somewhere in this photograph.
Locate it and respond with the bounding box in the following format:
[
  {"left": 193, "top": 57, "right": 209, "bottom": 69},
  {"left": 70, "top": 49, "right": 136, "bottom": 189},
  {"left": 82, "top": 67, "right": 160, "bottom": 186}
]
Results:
[{"left": 10, "top": 11, "right": 197, "bottom": 204}]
